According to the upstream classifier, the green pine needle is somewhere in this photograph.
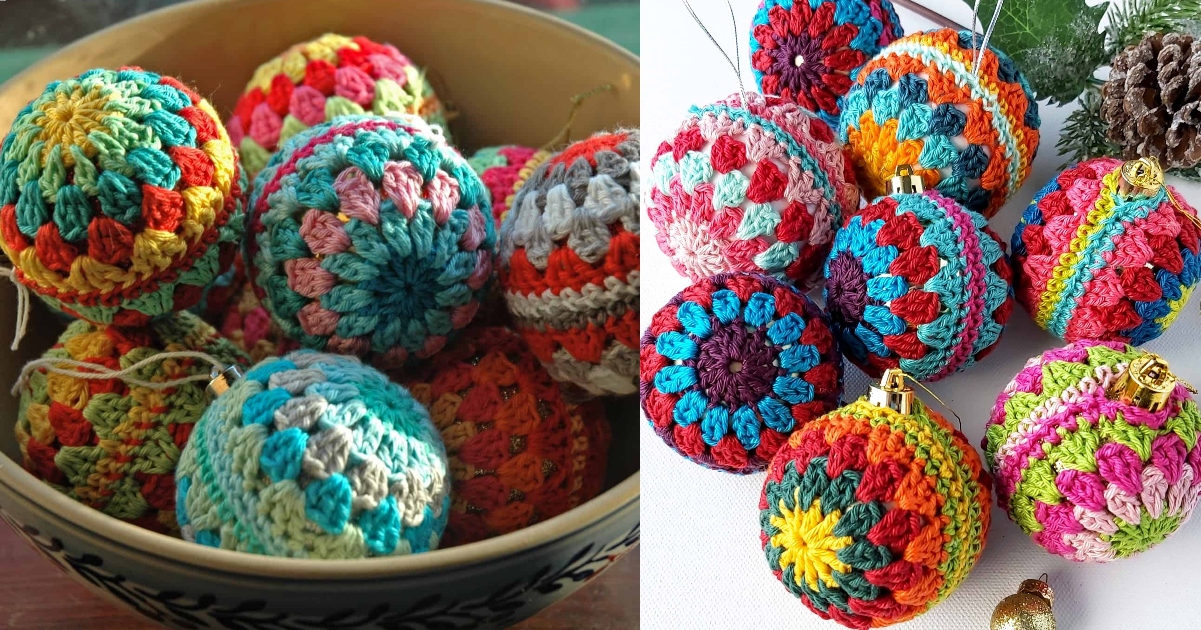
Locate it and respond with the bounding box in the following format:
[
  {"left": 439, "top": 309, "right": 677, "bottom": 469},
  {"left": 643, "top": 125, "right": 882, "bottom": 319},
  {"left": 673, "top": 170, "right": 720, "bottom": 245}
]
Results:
[
  {"left": 1056, "top": 86, "right": 1120, "bottom": 167},
  {"left": 1105, "top": 0, "right": 1201, "bottom": 55}
]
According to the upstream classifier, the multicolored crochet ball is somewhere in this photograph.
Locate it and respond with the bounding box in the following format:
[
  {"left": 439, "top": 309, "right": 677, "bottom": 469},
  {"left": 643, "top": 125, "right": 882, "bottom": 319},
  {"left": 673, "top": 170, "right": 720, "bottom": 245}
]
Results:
[
  {"left": 229, "top": 33, "right": 448, "bottom": 179},
  {"left": 984, "top": 340, "right": 1201, "bottom": 562},
  {"left": 750, "top": 0, "right": 903, "bottom": 123},
  {"left": 761, "top": 397, "right": 991, "bottom": 628},
  {"left": 0, "top": 67, "right": 245, "bottom": 325},
  {"left": 641, "top": 272, "right": 842, "bottom": 473},
  {"left": 220, "top": 278, "right": 300, "bottom": 363},
  {"left": 467, "top": 145, "right": 547, "bottom": 225},
  {"left": 648, "top": 92, "right": 859, "bottom": 287},
  {"left": 1011, "top": 157, "right": 1201, "bottom": 344},
  {"left": 398, "top": 327, "right": 611, "bottom": 547},
  {"left": 247, "top": 115, "right": 495, "bottom": 368},
  {"left": 14, "top": 311, "right": 249, "bottom": 535},
  {"left": 499, "top": 129, "right": 639, "bottom": 398},
  {"left": 838, "top": 29, "right": 1041, "bottom": 218},
  {"left": 176, "top": 351, "right": 450, "bottom": 558},
  {"left": 824, "top": 190, "right": 1013, "bottom": 381}
]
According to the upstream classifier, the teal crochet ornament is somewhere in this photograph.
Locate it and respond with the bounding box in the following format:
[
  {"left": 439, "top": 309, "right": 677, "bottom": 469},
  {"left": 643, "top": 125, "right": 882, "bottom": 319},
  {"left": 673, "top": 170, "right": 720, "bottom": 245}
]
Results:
[{"left": 176, "top": 351, "right": 451, "bottom": 558}]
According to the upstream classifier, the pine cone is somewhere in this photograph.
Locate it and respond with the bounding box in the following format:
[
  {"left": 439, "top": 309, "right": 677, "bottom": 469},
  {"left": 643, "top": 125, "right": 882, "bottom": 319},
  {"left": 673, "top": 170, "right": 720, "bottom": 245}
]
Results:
[{"left": 1102, "top": 32, "right": 1201, "bottom": 170}]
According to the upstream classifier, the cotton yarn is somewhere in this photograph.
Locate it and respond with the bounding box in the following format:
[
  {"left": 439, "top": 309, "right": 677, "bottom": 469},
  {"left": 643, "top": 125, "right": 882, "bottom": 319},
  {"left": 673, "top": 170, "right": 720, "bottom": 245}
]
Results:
[
  {"left": 761, "top": 397, "right": 991, "bottom": 628},
  {"left": 230, "top": 34, "right": 448, "bottom": 179},
  {"left": 642, "top": 272, "right": 842, "bottom": 473},
  {"left": 499, "top": 129, "right": 639, "bottom": 398},
  {"left": 247, "top": 115, "right": 494, "bottom": 368},
  {"left": 984, "top": 340, "right": 1201, "bottom": 562},
  {"left": 14, "top": 311, "right": 249, "bottom": 535},
  {"left": 467, "top": 145, "right": 547, "bottom": 225},
  {"left": 398, "top": 327, "right": 610, "bottom": 547},
  {"left": 1011, "top": 157, "right": 1201, "bottom": 344},
  {"left": 838, "top": 29, "right": 1041, "bottom": 218},
  {"left": 750, "top": 0, "right": 903, "bottom": 123},
  {"left": 220, "top": 278, "right": 300, "bottom": 363},
  {"left": 824, "top": 190, "right": 1012, "bottom": 381},
  {"left": 0, "top": 67, "right": 245, "bottom": 325},
  {"left": 648, "top": 92, "right": 859, "bottom": 287},
  {"left": 176, "top": 351, "right": 450, "bottom": 557}
]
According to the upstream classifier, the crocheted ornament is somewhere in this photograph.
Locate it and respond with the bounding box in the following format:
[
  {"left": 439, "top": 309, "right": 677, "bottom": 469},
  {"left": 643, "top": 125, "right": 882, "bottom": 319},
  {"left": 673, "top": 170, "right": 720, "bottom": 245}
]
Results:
[
  {"left": 1011, "top": 157, "right": 1201, "bottom": 344},
  {"left": 229, "top": 34, "right": 449, "bottom": 179},
  {"left": 176, "top": 351, "right": 450, "bottom": 557},
  {"left": 824, "top": 186, "right": 1013, "bottom": 381},
  {"left": 761, "top": 383, "right": 991, "bottom": 628},
  {"left": 648, "top": 92, "right": 859, "bottom": 286},
  {"left": 641, "top": 272, "right": 842, "bottom": 473},
  {"left": 750, "top": 0, "right": 903, "bottom": 124},
  {"left": 837, "top": 29, "right": 1042, "bottom": 218},
  {"left": 0, "top": 67, "right": 245, "bottom": 326},
  {"left": 247, "top": 115, "right": 494, "bottom": 368},
  {"left": 220, "top": 278, "right": 300, "bottom": 363},
  {"left": 467, "top": 145, "right": 547, "bottom": 225},
  {"left": 14, "top": 311, "right": 249, "bottom": 535},
  {"left": 397, "top": 327, "right": 610, "bottom": 547},
  {"left": 499, "top": 129, "right": 639, "bottom": 397},
  {"left": 984, "top": 341, "right": 1201, "bottom": 562}
]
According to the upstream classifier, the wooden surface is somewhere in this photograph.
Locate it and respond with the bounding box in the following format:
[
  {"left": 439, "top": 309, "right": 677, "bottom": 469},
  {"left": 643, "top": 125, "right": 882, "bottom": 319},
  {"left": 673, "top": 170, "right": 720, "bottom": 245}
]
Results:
[{"left": 0, "top": 523, "right": 639, "bottom": 628}]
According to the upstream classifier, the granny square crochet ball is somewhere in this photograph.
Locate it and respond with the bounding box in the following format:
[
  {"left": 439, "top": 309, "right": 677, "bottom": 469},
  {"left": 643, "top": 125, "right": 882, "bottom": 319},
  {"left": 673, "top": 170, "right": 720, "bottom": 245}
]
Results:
[
  {"left": 247, "top": 115, "right": 495, "bottom": 368},
  {"left": 761, "top": 398, "right": 991, "bottom": 628},
  {"left": 398, "top": 327, "right": 611, "bottom": 547},
  {"left": 15, "top": 311, "right": 249, "bottom": 535},
  {"left": 1011, "top": 157, "right": 1201, "bottom": 344},
  {"left": 984, "top": 341, "right": 1201, "bottom": 562},
  {"left": 648, "top": 92, "right": 859, "bottom": 287},
  {"left": 0, "top": 67, "right": 245, "bottom": 326},
  {"left": 467, "top": 145, "right": 547, "bottom": 225},
  {"left": 230, "top": 34, "right": 449, "bottom": 179},
  {"left": 499, "top": 130, "right": 639, "bottom": 398},
  {"left": 838, "top": 29, "right": 1041, "bottom": 218},
  {"left": 825, "top": 190, "right": 1013, "bottom": 381},
  {"left": 641, "top": 272, "right": 843, "bottom": 473},
  {"left": 750, "top": 0, "right": 903, "bottom": 124},
  {"left": 176, "top": 351, "right": 450, "bottom": 558}
]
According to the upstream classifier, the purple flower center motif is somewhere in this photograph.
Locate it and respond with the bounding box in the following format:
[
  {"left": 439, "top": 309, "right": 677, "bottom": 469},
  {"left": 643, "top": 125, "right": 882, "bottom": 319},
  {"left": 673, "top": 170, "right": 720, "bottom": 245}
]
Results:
[
  {"left": 696, "top": 319, "right": 781, "bottom": 409},
  {"left": 825, "top": 250, "right": 869, "bottom": 324},
  {"left": 769, "top": 34, "right": 828, "bottom": 93}
]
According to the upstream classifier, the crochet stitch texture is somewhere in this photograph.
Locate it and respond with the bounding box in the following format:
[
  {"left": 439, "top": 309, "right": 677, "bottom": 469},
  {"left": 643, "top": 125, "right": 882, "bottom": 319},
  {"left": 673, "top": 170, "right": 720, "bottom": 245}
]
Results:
[
  {"left": 467, "top": 145, "right": 545, "bottom": 225},
  {"left": 176, "top": 351, "right": 450, "bottom": 558},
  {"left": 0, "top": 67, "right": 245, "bottom": 325},
  {"left": 985, "top": 341, "right": 1201, "bottom": 561},
  {"left": 247, "top": 115, "right": 495, "bottom": 368},
  {"left": 761, "top": 398, "right": 991, "bottom": 628},
  {"left": 221, "top": 277, "right": 300, "bottom": 363}
]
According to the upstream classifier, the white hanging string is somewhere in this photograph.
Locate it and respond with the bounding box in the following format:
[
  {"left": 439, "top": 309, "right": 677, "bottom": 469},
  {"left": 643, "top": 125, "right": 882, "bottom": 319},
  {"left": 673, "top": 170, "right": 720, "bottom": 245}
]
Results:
[
  {"left": 969, "top": 0, "right": 1006, "bottom": 77},
  {"left": 0, "top": 266, "right": 30, "bottom": 351},
  {"left": 680, "top": 0, "right": 748, "bottom": 106},
  {"left": 12, "top": 350, "right": 230, "bottom": 397}
]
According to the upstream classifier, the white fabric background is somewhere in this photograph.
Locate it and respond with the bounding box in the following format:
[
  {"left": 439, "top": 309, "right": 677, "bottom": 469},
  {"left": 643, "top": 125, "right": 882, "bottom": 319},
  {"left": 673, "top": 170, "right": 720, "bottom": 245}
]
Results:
[{"left": 639, "top": 1, "right": 1201, "bottom": 628}]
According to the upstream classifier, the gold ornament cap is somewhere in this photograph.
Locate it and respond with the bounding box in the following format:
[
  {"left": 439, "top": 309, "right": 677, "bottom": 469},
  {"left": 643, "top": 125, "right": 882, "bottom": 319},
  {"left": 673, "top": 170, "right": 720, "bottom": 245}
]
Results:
[
  {"left": 869, "top": 368, "right": 913, "bottom": 414},
  {"left": 1119, "top": 156, "right": 1165, "bottom": 197},
  {"left": 889, "top": 164, "right": 924, "bottom": 195},
  {"left": 207, "top": 364, "right": 242, "bottom": 398},
  {"left": 1110, "top": 353, "right": 1179, "bottom": 412},
  {"left": 991, "top": 575, "right": 1056, "bottom": 630}
]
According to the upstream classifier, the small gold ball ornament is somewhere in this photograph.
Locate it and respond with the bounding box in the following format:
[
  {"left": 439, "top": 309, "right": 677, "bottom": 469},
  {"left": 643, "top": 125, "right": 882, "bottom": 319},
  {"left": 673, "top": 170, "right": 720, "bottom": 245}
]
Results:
[{"left": 991, "top": 575, "right": 1057, "bottom": 630}]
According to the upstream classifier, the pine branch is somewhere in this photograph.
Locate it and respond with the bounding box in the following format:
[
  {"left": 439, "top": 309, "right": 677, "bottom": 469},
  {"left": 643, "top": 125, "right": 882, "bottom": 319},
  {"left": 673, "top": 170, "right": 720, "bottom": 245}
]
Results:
[
  {"left": 1056, "top": 86, "right": 1120, "bottom": 167},
  {"left": 1105, "top": 0, "right": 1201, "bottom": 55}
]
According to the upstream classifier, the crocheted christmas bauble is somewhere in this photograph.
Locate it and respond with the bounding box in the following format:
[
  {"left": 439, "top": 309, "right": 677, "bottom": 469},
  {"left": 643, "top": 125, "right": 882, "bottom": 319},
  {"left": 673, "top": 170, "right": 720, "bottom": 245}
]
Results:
[
  {"left": 750, "top": 0, "right": 903, "bottom": 124},
  {"left": 14, "top": 311, "right": 249, "bottom": 535},
  {"left": 0, "top": 67, "right": 245, "bottom": 326},
  {"left": 499, "top": 129, "right": 639, "bottom": 398},
  {"left": 761, "top": 398, "right": 991, "bottom": 628},
  {"left": 984, "top": 341, "right": 1201, "bottom": 562},
  {"left": 467, "top": 145, "right": 547, "bottom": 225},
  {"left": 247, "top": 115, "right": 494, "bottom": 368},
  {"left": 398, "top": 327, "right": 611, "bottom": 547},
  {"left": 220, "top": 278, "right": 300, "bottom": 363},
  {"left": 648, "top": 92, "right": 859, "bottom": 286},
  {"left": 230, "top": 33, "right": 448, "bottom": 179},
  {"left": 176, "top": 351, "right": 450, "bottom": 557},
  {"left": 1011, "top": 157, "right": 1201, "bottom": 344},
  {"left": 837, "top": 29, "right": 1041, "bottom": 218},
  {"left": 824, "top": 190, "right": 1013, "bottom": 381},
  {"left": 641, "top": 272, "right": 842, "bottom": 473}
]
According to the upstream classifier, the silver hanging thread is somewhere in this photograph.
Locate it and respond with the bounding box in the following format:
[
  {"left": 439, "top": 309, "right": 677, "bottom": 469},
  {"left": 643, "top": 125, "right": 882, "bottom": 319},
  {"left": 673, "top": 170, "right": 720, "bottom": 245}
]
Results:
[
  {"left": 969, "top": 0, "right": 1006, "bottom": 77},
  {"left": 680, "top": 0, "right": 748, "bottom": 106}
]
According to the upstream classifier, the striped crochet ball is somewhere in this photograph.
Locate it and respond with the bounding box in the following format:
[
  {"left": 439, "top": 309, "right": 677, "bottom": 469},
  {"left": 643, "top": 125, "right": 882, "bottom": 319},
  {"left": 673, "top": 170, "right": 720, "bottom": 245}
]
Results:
[
  {"left": 984, "top": 340, "right": 1201, "bottom": 562},
  {"left": 762, "top": 398, "right": 991, "bottom": 628},
  {"left": 230, "top": 33, "right": 448, "bottom": 180},
  {"left": 648, "top": 92, "right": 859, "bottom": 287},
  {"left": 467, "top": 145, "right": 547, "bottom": 225},
  {"left": 0, "top": 67, "right": 245, "bottom": 326},
  {"left": 750, "top": 0, "right": 903, "bottom": 124},
  {"left": 824, "top": 190, "right": 1013, "bottom": 381},
  {"left": 641, "top": 272, "right": 843, "bottom": 474},
  {"left": 15, "top": 311, "right": 249, "bottom": 535},
  {"left": 397, "top": 327, "right": 611, "bottom": 547},
  {"left": 247, "top": 115, "right": 495, "bottom": 369},
  {"left": 838, "top": 28, "right": 1041, "bottom": 218},
  {"left": 499, "top": 129, "right": 639, "bottom": 398},
  {"left": 176, "top": 351, "right": 450, "bottom": 558},
  {"left": 1012, "top": 157, "right": 1201, "bottom": 344}
]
